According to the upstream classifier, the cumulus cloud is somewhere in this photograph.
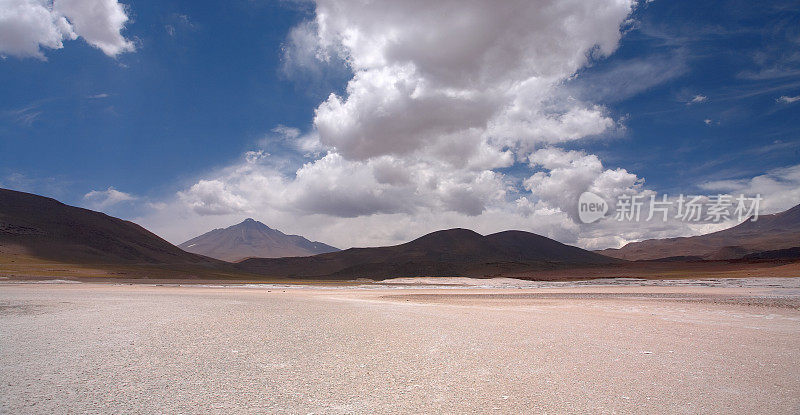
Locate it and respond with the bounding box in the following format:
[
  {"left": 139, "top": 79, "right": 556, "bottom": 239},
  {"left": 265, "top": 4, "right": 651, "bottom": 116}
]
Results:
[
  {"left": 178, "top": 180, "right": 249, "bottom": 216},
  {"left": 143, "top": 0, "right": 764, "bottom": 250},
  {"left": 140, "top": 151, "right": 799, "bottom": 250},
  {"left": 777, "top": 95, "right": 800, "bottom": 104},
  {"left": 0, "top": 0, "right": 134, "bottom": 59},
  {"left": 281, "top": 20, "right": 337, "bottom": 76},
  {"left": 526, "top": 147, "right": 644, "bottom": 220},
  {"left": 306, "top": 0, "right": 635, "bottom": 161},
  {"left": 167, "top": 150, "right": 510, "bottom": 219},
  {"left": 83, "top": 186, "right": 136, "bottom": 209}
]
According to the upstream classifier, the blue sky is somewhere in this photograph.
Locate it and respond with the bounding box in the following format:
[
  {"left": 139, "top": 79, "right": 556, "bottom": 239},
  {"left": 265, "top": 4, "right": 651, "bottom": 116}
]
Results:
[
  {"left": 1, "top": 1, "right": 327, "bottom": 198},
  {"left": 576, "top": 0, "right": 800, "bottom": 191},
  {"left": 1, "top": 0, "right": 799, "bottom": 248}
]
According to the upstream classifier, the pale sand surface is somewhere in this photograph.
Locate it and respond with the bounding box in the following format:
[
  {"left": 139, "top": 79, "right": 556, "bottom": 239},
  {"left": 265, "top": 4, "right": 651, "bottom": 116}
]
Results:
[{"left": 1, "top": 279, "right": 800, "bottom": 414}]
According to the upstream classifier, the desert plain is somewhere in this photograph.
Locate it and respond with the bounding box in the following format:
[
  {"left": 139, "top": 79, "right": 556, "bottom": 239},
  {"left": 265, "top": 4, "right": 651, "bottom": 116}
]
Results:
[{"left": 1, "top": 277, "right": 799, "bottom": 414}]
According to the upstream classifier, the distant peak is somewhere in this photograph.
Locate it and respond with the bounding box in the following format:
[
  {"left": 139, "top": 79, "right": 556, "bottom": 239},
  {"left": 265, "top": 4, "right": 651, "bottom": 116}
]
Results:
[
  {"left": 235, "top": 218, "right": 270, "bottom": 229},
  {"left": 436, "top": 228, "right": 483, "bottom": 236},
  {"left": 409, "top": 228, "right": 484, "bottom": 243},
  {"left": 240, "top": 218, "right": 265, "bottom": 225}
]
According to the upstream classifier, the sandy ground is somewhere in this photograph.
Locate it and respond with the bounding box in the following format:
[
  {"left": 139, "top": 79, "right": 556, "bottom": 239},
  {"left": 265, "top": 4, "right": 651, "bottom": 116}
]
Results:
[{"left": 1, "top": 279, "right": 799, "bottom": 414}]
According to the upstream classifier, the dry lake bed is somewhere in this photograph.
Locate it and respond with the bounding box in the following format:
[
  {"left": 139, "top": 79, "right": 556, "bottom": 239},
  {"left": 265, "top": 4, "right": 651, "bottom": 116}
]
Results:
[{"left": 1, "top": 277, "right": 799, "bottom": 414}]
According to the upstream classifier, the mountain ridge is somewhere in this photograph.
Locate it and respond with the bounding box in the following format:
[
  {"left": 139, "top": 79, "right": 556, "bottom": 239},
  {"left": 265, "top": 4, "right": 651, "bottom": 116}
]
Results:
[
  {"left": 599, "top": 203, "right": 800, "bottom": 261},
  {"left": 0, "top": 188, "right": 218, "bottom": 265},
  {"left": 238, "top": 227, "right": 621, "bottom": 279}
]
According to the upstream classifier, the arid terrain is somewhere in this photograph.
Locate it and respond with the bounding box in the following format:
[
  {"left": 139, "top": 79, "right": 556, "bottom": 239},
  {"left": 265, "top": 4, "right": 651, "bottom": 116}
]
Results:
[
  {"left": 3, "top": 0, "right": 799, "bottom": 413},
  {"left": 2, "top": 278, "right": 799, "bottom": 414},
  {"left": 2, "top": 187, "right": 800, "bottom": 414}
]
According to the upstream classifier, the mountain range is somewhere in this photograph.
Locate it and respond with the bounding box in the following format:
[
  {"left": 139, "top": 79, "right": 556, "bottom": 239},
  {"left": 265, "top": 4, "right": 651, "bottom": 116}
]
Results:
[
  {"left": 1, "top": 187, "right": 798, "bottom": 281},
  {"left": 238, "top": 228, "right": 619, "bottom": 279},
  {"left": 599, "top": 204, "right": 800, "bottom": 261},
  {"left": 178, "top": 218, "right": 339, "bottom": 262}
]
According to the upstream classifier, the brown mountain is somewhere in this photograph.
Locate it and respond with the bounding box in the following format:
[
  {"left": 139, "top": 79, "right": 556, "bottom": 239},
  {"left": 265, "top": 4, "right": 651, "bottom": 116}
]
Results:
[
  {"left": 599, "top": 203, "right": 800, "bottom": 261},
  {"left": 2, "top": 187, "right": 796, "bottom": 282},
  {"left": 178, "top": 219, "right": 339, "bottom": 262},
  {"left": 238, "top": 228, "right": 620, "bottom": 279},
  {"left": 0, "top": 188, "right": 217, "bottom": 265}
]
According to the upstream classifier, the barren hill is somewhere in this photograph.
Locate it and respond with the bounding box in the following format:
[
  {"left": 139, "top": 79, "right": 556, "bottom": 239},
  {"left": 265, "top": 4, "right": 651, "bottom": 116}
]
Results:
[
  {"left": 238, "top": 228, "right": 620, "bottom": 279},
  {"left": 599, "top": 204, "right": 800, "bottom": 261},
  {"left": 0, "top": 188, "right": 217, "bottom": 265}
]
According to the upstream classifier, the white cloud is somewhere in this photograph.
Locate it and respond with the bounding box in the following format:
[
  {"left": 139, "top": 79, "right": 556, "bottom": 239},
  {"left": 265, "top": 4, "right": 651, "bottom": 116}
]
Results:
[
  {"left": 244, "top": 150, "right": 268, "bottom": 164},
  {"left": 568, "top": 52, "right": 688, "bottom": 103},
  {"left": 687, "top": 94, "right": 707, "bottom": 105},
  {"left": 165, "top": 149, "right": 511, "bottom": 220},
  {"left": 178, "top": 180, "right": 249, "bottom": 215},
  {"left": 0, "top": 0, "right": 75, "bottom": 59},
  {"left": 140, "top": 154, "right": 800, "bottom": 250},
  {"left": 281, "top": 20, "right": 338, "bottom": 76},
  {"left": 141, "top": 0, "right": 792, "bottom": 251},
  {"left": 271, "top": 124, "right": 300, "bottom": 139},
  {"left": 0, "top": 0, "right": 134, "bottom": 59},
  {"left": 7, "top": 104, "right": 42, "bottom": 126},
  {"left": 699, "top": 164, "right": 800, "bottom": 213},
  {"left": 83, "top": 186, "right": 136, "bottom": 209},
  {"left": 137, "top": 0, "right": 644, "bottom": 248},
  {"left": 704, "top": 118, "right": 712, "bottom": 125},
  {"left": 306, "top": 0, "right": 635, "bottom": 162},
  {"left": 777, "top": 95, "right": 800, "bottom": 104},
  {"left": 526, "top": 147, "right": 644, "bottom": 220}
]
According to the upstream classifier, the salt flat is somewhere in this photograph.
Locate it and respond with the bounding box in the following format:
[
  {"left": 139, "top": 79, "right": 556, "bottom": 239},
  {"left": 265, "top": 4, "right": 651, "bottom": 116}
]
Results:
[{"left": 1, "top": 279, "right": 799, "bottom": 414}]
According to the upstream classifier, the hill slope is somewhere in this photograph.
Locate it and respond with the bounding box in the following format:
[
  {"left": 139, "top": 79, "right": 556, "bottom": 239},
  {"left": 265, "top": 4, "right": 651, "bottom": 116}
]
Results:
[
  {"left": 0, "top": 188, "right": 217, "bottom": 265},
  {"left": 238, "top": 228, "right": 620, "bottom": 279},
  {"left": 599, "top": 203, "right": 800, "bottom": 261},
  {"left": 178, "top": 219, "right": 339, "bottom": 262}
]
